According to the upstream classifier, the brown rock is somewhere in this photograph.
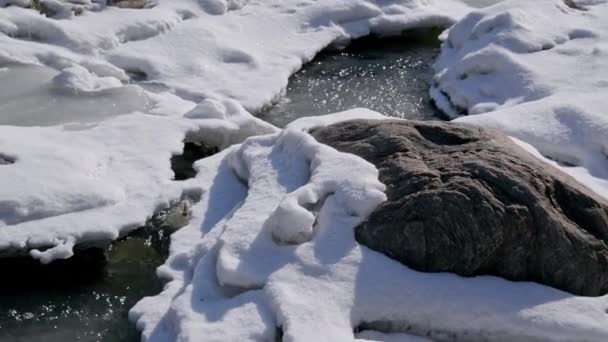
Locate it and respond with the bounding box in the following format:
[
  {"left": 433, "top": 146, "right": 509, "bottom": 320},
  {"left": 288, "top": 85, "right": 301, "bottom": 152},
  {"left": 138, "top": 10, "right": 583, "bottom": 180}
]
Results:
[{"left": 311, "top": 119, "right": 608, "bottom": 296}]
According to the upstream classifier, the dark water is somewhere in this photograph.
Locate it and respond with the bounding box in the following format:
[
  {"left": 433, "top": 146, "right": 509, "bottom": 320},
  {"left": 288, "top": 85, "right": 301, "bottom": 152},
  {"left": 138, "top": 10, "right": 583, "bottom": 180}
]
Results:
[
  {"left": 0, "top": 226, "right": 168, "bottom": 342},
  {"left": 258, "top": 31, "right": 444, "bottom": 127}
]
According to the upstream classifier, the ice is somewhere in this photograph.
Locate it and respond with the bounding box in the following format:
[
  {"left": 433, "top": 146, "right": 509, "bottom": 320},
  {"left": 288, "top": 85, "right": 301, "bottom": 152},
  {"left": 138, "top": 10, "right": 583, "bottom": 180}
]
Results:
[
  {"left": 0, "top": 112, "right": 196, "bottom": 261},
  {"left": 0, "top": 64, "right": 152, "bottom": 126}
]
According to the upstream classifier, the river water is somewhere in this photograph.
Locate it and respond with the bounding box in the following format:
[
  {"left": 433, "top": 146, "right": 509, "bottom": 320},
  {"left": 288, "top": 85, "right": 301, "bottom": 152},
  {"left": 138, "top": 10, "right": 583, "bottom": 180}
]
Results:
[{"left": 258, "top": 32, "right": 444, "bottom": 127}]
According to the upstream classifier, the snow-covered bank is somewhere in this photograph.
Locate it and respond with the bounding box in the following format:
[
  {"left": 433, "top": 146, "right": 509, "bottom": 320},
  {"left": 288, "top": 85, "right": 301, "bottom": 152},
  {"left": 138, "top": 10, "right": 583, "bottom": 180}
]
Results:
[
  {"left": 431, "top": 0, "right": 608, "bottom": 198},
  {"left": 0, "top": 113, "right": 189, "bottom": 262},
  {"left": 129, "top": 110, "right": 608, "bottom": 342}
]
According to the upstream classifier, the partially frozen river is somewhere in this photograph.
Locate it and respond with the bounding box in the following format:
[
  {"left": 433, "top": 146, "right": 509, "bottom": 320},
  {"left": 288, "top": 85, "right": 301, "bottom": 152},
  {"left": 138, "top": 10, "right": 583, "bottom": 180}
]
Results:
[{"left": 0, "top": 36, "right": 442, "bottom": 339}]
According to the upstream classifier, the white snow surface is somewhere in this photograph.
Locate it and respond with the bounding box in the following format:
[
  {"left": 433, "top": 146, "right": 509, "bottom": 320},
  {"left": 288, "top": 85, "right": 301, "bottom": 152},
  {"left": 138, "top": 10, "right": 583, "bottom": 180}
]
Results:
[
  {"left": 431, "top": 0, "right": 608, "bottom": 194},
  {"left": 130, "top": 110, "right": 608, "bottom": 342}
]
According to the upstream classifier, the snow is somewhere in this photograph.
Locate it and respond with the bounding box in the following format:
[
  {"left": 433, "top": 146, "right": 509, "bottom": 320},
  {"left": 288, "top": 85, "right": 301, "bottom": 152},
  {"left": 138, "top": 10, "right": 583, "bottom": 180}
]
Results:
[
  {"left": 106, "top": 0, "right": 470, "bottom": 111},
  {"left": 431, "top": 0, "right": 608, "bottom": 197}
]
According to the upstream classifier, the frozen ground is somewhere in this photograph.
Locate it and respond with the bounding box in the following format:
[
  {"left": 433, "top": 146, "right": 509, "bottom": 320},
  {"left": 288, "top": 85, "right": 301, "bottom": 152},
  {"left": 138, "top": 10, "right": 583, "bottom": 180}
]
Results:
[{"left": 2, "top": 0, "right": 608, "bottom": 341}]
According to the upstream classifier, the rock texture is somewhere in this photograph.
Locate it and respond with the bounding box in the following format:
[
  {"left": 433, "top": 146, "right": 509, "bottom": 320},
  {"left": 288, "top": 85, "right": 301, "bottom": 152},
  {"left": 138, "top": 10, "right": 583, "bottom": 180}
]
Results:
[
  {"left": 311, "top": 120, "right": 608, "bottom": 296},
  {"left": 0, "top": 154, "right": 15, "bottom": 165},
  {"left": 109, "top": 0, "right": 146, "bottom": 9}
]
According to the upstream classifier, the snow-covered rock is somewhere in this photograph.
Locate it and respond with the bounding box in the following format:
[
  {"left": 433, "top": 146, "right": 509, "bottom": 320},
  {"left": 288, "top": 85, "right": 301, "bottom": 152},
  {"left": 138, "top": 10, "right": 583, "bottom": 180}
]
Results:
[
  {"left": 131, "top": 110, "right": 608, "bottom": 342},
  {"left": 312, "top": 119, "right": 608, "bottom": 297}
]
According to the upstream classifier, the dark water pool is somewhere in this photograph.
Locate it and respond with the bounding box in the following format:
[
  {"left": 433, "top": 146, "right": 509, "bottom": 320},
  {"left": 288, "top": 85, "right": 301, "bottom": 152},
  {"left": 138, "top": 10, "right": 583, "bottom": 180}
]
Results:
[
  {"left": 258, "top": 30, "right": 444, "bottom": 127},
  {"left": 0, "top": 227, "right": 168, "bottom": 342}
]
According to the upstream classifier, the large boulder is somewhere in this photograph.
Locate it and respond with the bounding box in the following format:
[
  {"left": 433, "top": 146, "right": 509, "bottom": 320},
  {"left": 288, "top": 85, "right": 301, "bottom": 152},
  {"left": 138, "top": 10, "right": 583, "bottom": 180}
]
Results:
[{"left": 311, "top": 120, "right": 608, "bottom": 296}]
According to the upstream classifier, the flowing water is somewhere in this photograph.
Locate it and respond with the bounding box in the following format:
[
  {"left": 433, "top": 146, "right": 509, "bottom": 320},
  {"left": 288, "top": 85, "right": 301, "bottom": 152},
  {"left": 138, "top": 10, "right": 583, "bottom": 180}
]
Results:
[
  {"left": 258, "top": 31, "right": 444, "bottom": 127},
  {"left": 0, "top": 232, "right": 167, "bottom": 342}
]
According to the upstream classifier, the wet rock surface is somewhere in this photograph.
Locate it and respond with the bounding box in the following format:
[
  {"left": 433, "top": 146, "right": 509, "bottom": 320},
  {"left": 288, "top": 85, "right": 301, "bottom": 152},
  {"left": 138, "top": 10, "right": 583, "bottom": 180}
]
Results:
[{"left": 312, "top": 119, "right": 608, "bottom": 296}]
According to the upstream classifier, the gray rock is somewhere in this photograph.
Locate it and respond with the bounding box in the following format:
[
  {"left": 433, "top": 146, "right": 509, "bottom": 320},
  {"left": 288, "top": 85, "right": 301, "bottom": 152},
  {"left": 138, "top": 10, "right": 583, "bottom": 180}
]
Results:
[
  {"left": 311, "top": 120, "right": 608, "bottom": 296},
  {"left": 109, "top": 0, "right": 146, "bottom": 9},
  {"left": 0, "top": 154, "right": 15, "bottom": 165}
]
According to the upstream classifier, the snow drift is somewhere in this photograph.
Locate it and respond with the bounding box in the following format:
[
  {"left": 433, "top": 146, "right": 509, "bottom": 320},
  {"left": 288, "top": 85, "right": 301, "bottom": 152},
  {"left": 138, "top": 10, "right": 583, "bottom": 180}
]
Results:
[{"left": 431, "top": 0, "right": 608, "bottom": 197}]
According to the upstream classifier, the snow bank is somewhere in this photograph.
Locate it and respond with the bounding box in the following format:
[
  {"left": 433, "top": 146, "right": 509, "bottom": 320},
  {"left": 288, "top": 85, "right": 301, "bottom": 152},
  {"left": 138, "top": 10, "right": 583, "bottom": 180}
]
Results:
[
  {"left": 431, "top": 0, "right": 608, "bottom": 195},
  {"left": 52, "top": 64, "right": 123, "bottom": 93},
  {"left": 130, "top": 109, "right": 608, "bottom": 342},
  {"left": 0, "top": 113, "right": 190, "bottom": 261},
  {"left": 0, "top": 66, "right": 281, "bottom": 260}
]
